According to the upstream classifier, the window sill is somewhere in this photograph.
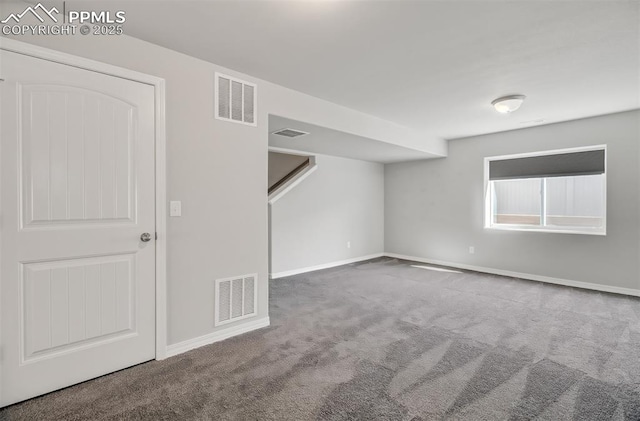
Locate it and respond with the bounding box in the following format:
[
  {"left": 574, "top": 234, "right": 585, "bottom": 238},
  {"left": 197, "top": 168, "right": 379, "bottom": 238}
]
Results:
[{"left": 485, "top": 224, "right": 606, "bottom": 236}]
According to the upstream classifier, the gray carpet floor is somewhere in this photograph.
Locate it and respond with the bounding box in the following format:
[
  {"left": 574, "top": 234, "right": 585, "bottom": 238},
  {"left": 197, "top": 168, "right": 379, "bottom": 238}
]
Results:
[{"left": 2, "top": 257, "right": 640, "bottom": 420}]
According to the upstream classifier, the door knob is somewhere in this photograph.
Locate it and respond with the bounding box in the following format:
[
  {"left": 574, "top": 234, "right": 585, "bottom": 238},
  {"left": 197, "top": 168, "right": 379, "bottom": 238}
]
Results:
[{"left": 140, "top": 232, "right": 152, "bottom": 242}]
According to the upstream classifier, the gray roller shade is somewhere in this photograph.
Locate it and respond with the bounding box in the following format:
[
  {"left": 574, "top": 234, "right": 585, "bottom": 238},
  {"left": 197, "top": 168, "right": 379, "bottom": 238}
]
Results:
[{"left": 489, "top": 149, "right": 605, "bottom": 180}]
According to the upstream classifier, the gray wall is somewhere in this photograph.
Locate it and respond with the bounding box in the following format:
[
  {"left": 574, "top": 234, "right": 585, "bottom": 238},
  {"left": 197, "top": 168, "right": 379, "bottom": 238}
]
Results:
[
  {"left": 271, "top": 154, "right": 384, "bottom": 275},
  {"left": 385, "top": 111, "right": 640, "bottom": 290}
]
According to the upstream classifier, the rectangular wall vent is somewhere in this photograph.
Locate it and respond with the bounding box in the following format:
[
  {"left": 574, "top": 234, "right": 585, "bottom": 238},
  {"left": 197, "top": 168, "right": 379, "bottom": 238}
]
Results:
[
  {"left": 215, "top": 72, "right": 257, "bottom": 126},
  {"left": 272, "top": 128, "right": 309, "bottom": 138},
  {"left": 215, "top": 273, "right": 257, "bottom": 326}
]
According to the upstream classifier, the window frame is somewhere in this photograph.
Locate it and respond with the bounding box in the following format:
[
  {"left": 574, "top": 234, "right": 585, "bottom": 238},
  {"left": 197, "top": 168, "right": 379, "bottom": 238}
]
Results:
[{"left": 484, "top": 145, "right": 607, "bottom": 236}]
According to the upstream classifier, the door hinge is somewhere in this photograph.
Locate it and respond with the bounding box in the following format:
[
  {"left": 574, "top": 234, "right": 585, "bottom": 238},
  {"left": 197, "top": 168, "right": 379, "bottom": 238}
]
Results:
[{"left": 155, "top": 232, "right": 158, "bottom": 240}]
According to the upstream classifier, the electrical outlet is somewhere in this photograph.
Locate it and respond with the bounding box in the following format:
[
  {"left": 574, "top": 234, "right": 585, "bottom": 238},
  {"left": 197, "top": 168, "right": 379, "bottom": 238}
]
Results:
[
  {"left": 347, "top": 241, "right": 351, "bottom": 249},
  {"left": 469, "top": 246, "right": 475, "bottom": 254}
]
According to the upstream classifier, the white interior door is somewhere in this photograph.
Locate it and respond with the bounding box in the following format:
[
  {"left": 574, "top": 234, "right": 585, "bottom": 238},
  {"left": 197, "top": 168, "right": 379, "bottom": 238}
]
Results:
[{"left": 0, "top": 50, "right": 156, "bottom": 407}]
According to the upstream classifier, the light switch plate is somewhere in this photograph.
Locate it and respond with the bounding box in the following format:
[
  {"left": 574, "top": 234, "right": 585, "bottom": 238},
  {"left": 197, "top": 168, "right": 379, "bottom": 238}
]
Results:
[{"left": 170, "top": 201, "right": 182, "bottom": 217}]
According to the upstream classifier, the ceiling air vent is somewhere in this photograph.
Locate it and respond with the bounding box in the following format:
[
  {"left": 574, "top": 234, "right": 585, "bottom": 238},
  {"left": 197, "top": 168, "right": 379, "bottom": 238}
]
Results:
[
  {"left": 215, "top": 273, "right": 257, "bottom": 326},
  {"left": 215, "top": 72, "right": 257, "bottom": 126},
  {"left": 272, "top": 128, "right": 309, "bottom": 138}
]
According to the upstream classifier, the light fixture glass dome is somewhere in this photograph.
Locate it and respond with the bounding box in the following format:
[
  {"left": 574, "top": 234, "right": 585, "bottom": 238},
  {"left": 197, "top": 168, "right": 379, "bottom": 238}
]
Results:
[{"left": 492, "top": 95, "right": 526, "bottom": 113}]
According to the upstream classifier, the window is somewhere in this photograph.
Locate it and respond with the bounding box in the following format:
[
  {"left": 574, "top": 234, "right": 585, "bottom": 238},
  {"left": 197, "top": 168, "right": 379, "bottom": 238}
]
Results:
[{"left": 485, "top": 146, "right": 606, "bottom": 235}]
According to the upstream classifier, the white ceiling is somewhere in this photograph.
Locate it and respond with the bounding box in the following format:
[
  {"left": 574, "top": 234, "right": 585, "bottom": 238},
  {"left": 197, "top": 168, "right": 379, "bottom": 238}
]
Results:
[
  {"left": 61, "top": 1, "right": 639, "bottom": 141},
  {"left": 269, "top": 115, "right": 438, "bottom": 163}
]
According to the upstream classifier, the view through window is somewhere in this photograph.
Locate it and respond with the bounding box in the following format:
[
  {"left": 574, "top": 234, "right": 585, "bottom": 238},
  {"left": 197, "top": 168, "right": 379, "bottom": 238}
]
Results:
[{"left": 486, "top": 147, "right": 606, "bottom": 234}]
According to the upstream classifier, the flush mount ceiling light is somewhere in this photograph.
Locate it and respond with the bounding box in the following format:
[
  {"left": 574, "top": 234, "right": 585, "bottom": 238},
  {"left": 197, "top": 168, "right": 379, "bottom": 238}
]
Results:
[{"left": 491, "top": 95, "right": 526, "bottom": 114}]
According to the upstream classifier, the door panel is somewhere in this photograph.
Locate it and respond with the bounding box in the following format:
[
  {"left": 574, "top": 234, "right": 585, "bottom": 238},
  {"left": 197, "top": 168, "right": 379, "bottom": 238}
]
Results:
[
  {"left": 1, "top": 50, "right": 156, "bottom": 407},
  {"left": 22, "top": 254, "right": 135, "bottom": 363},
  {"left": 21, "top": 85, "right": 137, "bottom": 226}
]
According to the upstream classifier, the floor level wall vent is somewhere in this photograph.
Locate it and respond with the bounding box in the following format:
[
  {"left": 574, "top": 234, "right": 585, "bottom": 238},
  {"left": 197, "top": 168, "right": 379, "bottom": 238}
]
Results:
[{"left": 215, "top": 273, "right": 257, "bottom": 326}]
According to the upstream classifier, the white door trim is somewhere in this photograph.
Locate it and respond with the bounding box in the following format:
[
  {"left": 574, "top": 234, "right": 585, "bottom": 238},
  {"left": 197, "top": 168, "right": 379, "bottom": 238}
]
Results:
[{"left": 0, "top": 37, "right": 168, "bottom": 386}]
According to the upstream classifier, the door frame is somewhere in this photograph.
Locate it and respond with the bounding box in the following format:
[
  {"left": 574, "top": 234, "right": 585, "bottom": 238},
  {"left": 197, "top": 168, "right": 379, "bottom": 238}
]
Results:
[{"left": 0, "top": 38, "right": 168, "bottom": 403}]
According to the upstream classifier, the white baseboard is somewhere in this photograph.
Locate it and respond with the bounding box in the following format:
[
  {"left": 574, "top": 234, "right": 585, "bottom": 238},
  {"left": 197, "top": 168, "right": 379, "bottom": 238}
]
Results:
[
  {"left": 165, "top": 316, "right": 270, "bottom": 358},
  {"left": 385, "top": 252, "right": 640, "bottom": 297},
  {"left": 270, "top": 253, "right": 384, "bottom": 279}
]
